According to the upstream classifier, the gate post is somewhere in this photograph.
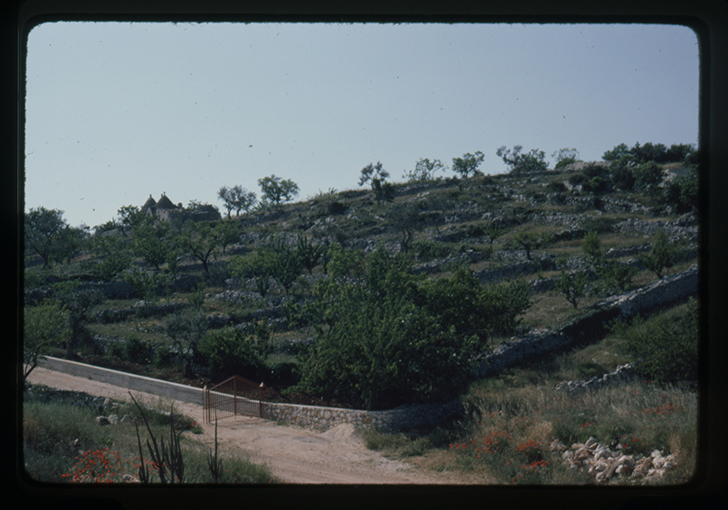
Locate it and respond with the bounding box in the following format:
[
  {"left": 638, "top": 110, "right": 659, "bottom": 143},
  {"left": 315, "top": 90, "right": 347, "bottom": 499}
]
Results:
[
  {"left": 258, "top": 382, "right": 264, "bottom": 418},
  {"left": 203, "top": 385, "right": 208, "bottom": 424}
]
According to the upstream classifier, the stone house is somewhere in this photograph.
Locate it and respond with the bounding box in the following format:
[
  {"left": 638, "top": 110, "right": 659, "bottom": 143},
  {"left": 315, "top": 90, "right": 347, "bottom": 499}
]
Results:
[{"left": 141, "top": 193, "right": 221, "bottom": 226}]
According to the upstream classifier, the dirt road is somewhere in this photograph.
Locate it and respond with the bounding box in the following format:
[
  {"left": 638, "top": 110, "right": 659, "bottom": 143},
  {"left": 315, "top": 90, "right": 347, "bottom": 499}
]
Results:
[{"left": 25, "top": 367, "right": 470, "bottom": 484}]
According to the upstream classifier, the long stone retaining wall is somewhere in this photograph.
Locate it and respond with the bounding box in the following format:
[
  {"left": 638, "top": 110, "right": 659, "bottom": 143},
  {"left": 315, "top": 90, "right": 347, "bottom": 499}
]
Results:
[
  {"left": 477, "top": 264, "right": 698, "bottom": 378},
  {"left": 35, "top": 357, "right": 462, "bottom": 432}
]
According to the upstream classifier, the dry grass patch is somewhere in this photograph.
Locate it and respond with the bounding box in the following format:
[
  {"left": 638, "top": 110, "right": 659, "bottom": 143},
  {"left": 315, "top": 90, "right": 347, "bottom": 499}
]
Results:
[{"left": 520, "top": 291, "right": 602, "bottom": 331}]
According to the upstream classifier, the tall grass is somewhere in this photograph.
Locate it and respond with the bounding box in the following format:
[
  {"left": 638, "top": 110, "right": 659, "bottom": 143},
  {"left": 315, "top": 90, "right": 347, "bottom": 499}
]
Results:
[{"left": 22, "top": 388, "right": 279, "bottom": 484}]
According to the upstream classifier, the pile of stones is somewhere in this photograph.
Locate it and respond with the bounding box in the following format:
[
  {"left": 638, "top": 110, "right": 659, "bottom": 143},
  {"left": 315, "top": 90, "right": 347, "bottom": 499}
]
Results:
[{"left": 550, "top": 437, "right": 677, "bottom": 484}]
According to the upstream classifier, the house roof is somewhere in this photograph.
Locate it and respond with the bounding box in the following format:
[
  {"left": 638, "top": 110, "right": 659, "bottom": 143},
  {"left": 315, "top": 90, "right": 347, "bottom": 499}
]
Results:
[
  {"left": 142, "top": 195, "right": 157, "bottom": 210},
  {"left": 155, "top": 194, "right": 177, "bottom": 210}
]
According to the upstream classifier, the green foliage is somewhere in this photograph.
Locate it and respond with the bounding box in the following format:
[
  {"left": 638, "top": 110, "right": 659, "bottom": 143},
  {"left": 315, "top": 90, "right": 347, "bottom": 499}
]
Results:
[
  {"left": 164, "top": 312, "right": 208, "bottom": 377},
  {"left": 295, "top": 234, "right": 326, "bottom": 274},
  {"left": 609, "top": 157, "right": 637, "bottom": 191},
  {"left": 633, "top": 161, "right": 665, "bottom": 199},
  {"left": 615, "top": 299, "right": 698, "bottom": 384},
  {"left": 404, "top": 158, "right": 447, "bottom": 183},
  {"left": 359, "top": 161, "right": 394, "bottom": 204},
  {"left": 117, "top": 205, "right": 146, "bottom": 233},
  {"left": 23, "top": 301, "right": 70, "bottom": 382},
  {"left": 604, "top": 142, "right": 695, "bottom": 166},
  {"left": 229, "top": 249, "right": 275, "bottom": 297},
  {"left": 637, "top": 229, "right": 680, "bottom": 278},
  {"left": 179, "top": 222, "right": 219, "bottom": 274},
  {"left": 552, "top": 148, "right": 580, "bottom": 170},
  {"left": 451, "top": 152, "right": 485, "bottom": 179},
  {"left": 555, "top": 270, "right": 590, "bottom": 309},
  {"left": 597, "top": 260, "right": 638, "bottom": 294},
  {"left": 198, "top": 327, "right": 269, "bottom": 382},
  {"left": 663, "top": 167, "right": 698, "bottom": 214},
  {"left": 410, "top": 239, "right": 455, "bottom": 261},
  {"left": 581, "top": 231, "right": 603, "bottom": 267},
  {"left": 325, "top": 242, "right": 365, "bottom": 279},
  {"left": 420, "top": 268, "right": 531, "bottom": 341},
  {"left": 60, "top": 288, "right": 105, "bottom": 360},
  {"left": 547, "top": 181, "right": 567, "bottom": 193},
  {"left": 82, "top": 234, "right": 131, "bottom": 281},
  {"left": 512, "top": 229, "right": 551, "bottom": 261},
  {"left": 55, "top": 225, "right": 90, "bottom": 265},
  {"left": 580, "top": 164, "right": 611, "bottom": 194},
  {"left": 269, "top": 237, "right": 304, "bottom": 295},
  {"left": 296, "top": 248, "right": 530, "bottom": 410},
  {"left": 123, "top": 268, "right": 170, "bottom": 301},
  {"left": 602, "top": 143, "right": 631, "bottom": 161},
  {"left": 385, "top": 202, "right": 424, "bottom": 253},
  {"left": 217, "top": 185, "right": 257, "bottom": 218},
  {"left": 258, "top": 174, "right": 300, "bottom": 206},
  {"left": 25, "top": 207, "right": 69, "bottom": 268},
  {"left": 496, "top": 146, "right": 549, "bottom": 176},
  {"left": 23, "top": 399, "right": 113, "bottom": 481},
  {"left": 124, "top": 334, "right": 155, "bottom": 365}
]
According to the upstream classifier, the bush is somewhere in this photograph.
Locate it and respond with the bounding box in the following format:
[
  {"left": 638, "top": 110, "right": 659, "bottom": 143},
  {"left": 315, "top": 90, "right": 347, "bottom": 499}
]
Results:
[
  {"left": 637, "top": 229, "right": 681, "bottom": 278},
  {"left": 124, "top": 334, "right": 154, "bottom": 365},
  {"left": 547, "top": 181, "right": 567, "bottom": 193},
  {"left": 410, "top": 239, "right": 456, "bottom": 261},
  {"left": 264, "top": 357, "right": 300, "bottom": 386},
  {"left": 610, "top": 162, "right": 636, "bottom": 191},
  {"left": 615, "top": 299, "right": 698, "bottom": 384},
  {"left": 153, "top": 342, "right": 177, "bottom": 368},
  {"left": 198, "top": 327, "right": 269, "bottom": 382}
]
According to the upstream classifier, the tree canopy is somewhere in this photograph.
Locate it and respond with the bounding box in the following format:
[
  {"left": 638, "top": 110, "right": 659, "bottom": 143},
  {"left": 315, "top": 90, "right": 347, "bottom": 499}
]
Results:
[{"left": 258, "top": 175, "right": 299, "bottom": 206}]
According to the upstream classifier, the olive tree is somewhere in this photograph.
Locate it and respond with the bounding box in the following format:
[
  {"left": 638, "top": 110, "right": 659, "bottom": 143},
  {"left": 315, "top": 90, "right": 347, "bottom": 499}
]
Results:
[
  {"left": 23, "top": 301, "right": 70, "bottom": 383},
  {"left": 496, "top": 145, "right": 549, "bottom": 176},
  {"left": 24, "top": 207, "right": 68, "bottom": 268},
  {"left": 258, "top": 175, "right": 299, "bottom": 206},
  {"left": 359, "top": 162, "right": 394, "bottom": 204},
  {"left": 218, "top": 185, "right": 257, "bottom": 218}
]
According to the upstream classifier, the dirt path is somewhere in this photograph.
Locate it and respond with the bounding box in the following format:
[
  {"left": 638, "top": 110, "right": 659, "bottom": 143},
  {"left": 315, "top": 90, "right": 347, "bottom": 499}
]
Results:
[{"left": 25, "top": 367, "right": 470, "bottom": 484}]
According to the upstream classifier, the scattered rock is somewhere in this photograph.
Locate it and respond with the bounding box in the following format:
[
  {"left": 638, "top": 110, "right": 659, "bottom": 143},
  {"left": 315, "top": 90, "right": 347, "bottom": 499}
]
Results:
[{"left": 96, "top": 416, "right": 110, "bottom": 426}]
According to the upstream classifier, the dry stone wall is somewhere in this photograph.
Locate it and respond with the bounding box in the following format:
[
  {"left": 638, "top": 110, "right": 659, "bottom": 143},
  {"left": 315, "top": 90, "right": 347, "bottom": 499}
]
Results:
[
  {"left": 477, "top": 265, "right": 698, "bottom": 378},
  {"left": 261, "top": 399, "right": 463, "bottom": 433}
]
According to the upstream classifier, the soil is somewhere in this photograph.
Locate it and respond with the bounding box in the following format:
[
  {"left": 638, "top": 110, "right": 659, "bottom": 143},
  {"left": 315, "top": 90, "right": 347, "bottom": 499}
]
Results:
[{"left": 25, "top": 366, "right": 475, "bottom": 484}]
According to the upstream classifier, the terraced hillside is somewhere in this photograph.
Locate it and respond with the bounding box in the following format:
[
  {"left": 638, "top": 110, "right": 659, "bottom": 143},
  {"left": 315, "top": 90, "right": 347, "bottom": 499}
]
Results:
[{"left": 24, "top": 155, "right": 701, "bottom": 485}]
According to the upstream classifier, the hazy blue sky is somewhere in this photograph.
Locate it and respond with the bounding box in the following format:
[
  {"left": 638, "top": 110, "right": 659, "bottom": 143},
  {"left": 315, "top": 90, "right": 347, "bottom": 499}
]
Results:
[{"left": 24, "top": 22, "right": 699, "bottom": 229}]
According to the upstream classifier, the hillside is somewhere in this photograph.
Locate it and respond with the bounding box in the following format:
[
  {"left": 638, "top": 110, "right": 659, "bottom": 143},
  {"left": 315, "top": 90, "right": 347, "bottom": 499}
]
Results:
[
  {"left": 23, "top": 156, "right": 700, "bottom": 485},
  {"left": 24, "top": 162, "right": 699, "bottom": 393}
]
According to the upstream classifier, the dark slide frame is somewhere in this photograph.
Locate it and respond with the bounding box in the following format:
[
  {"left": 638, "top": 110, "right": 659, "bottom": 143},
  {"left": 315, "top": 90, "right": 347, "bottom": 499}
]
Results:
[{"left": 5, "top": 1, "right": 726, "bottom": 509}]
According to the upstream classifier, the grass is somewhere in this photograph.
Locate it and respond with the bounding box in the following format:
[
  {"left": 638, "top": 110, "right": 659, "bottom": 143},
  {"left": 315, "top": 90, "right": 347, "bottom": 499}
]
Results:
[
  {"left": 22, "top": 385, "right": 280, "bottom": 484},
  {"left": 362, "top": 304, "right": 699, "bottom": 485}
]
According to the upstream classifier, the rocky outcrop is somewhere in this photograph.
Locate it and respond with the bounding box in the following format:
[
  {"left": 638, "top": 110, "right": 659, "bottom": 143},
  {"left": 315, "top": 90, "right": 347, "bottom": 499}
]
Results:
[{"left": 550, "top": 437, "right": 677, "bottom": 484}]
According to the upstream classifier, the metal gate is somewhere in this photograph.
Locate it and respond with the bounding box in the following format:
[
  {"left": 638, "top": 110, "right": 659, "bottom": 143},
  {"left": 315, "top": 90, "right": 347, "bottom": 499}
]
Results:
[{"left": 203, "top": 376, "right": 263, "bottom": 424}]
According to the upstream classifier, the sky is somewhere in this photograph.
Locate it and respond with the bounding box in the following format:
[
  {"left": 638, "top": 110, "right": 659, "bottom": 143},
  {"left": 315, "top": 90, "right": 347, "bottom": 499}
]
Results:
[{"left": 24, "top": 22, "right": 700, "bottom": 230}]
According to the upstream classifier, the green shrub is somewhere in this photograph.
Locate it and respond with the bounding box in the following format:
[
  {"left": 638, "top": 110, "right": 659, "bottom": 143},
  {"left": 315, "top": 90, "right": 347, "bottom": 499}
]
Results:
[
  {"left": 153, "top": 341, "right": 177, "bottom": 368},
  {"left": 410, "top": 239, "right": 455, "bottom": 261},
  {"left": 616, "top": 299, "right": 698, "bottom": 384},
  {"left": 124, "top": 334, "right": 154, "bottom": 365},
  {"left": 198, "top": 327, "right": 269, "bottom": 382},
  {"left": 610, "top": 162, "right": 636, "bottom": 191},
  {"left": 264, "top": 357, "right": 300, "bottom": 386},
  {"left": 637, "top": 229, "right": 682, "bottom": 278},
  {"left": 568, "top": 173, "right": 586, "bottom": 186},
  {"left": 547, "top": 181, "right": 567, "bottom": 193}
]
